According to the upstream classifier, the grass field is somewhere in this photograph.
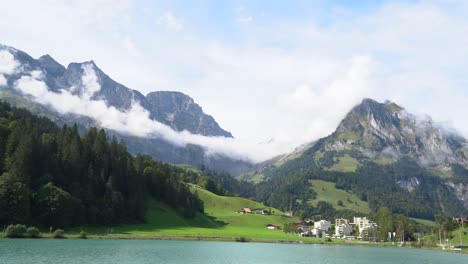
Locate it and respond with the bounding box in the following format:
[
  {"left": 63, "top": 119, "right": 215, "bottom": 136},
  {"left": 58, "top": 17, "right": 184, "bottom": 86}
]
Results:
[
  {"left": 325, "top": 154, "right": 360, "bottom": 172},
  {"left": 450, "top": 226, "right": 468, "bottom": 245},
  {"left": 238, "top": 172, "right": 265, "bottom": 183},
  {"left": 308, "top": 180, "right": 370, "bottom": 214},
  {"left": 73, "top": 183, "right": 312, "bottom": 241},
  {"left": 410, "top": 218, "right": 435, "bottom": 227}
]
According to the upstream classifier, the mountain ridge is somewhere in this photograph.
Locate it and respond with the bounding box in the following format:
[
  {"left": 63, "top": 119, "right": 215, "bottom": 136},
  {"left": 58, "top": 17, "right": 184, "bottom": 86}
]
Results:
[{"left": 0, "top": 44, "right": 251, "bottom": 175}]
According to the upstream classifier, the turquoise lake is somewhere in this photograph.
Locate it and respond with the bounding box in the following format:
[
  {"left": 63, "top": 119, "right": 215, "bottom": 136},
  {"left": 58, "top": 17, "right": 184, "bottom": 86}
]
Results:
[{"left": 0, "top": 239, "right": 466, "bottom": 264}]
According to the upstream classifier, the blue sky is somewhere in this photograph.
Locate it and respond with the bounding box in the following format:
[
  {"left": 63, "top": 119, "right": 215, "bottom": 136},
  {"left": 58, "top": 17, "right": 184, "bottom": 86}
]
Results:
[{"left": 1, "top": 0, "right": 467, "bottom": 159}]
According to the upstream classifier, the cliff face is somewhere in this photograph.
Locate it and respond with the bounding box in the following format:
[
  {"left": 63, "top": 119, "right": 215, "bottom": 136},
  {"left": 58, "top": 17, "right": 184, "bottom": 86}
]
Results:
[{"left": 146, "top": 91, "right": 232, "bottom": 138}]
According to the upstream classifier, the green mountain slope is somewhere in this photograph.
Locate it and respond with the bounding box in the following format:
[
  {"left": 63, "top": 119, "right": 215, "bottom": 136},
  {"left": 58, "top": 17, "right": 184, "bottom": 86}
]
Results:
[
  {"left": 308, "top": 180, "right": 370, "bottom": 214},
  {"left": 250, "top": 99, "right": 468, "bottom": 220}
]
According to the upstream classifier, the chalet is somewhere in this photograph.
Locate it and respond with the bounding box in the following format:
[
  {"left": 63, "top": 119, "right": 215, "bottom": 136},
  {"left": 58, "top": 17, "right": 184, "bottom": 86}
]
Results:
[
  {"left": 266, "top": 224, "right": 281, "bottom": 230},
  {"left": 292, "top": 220, "right": 306, "bottom": 227},
  {"left": 259, "top": 209, "right": 271, "bottom": 215},
  {"left": 240, "top": 208, "right": 252, "bottom": 214}
]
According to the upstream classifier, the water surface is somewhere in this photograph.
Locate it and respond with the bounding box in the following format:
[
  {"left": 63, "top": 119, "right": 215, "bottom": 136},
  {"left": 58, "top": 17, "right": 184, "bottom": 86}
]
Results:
[{"left": 0, "top": 239, "right": 466, "bottom": 264}]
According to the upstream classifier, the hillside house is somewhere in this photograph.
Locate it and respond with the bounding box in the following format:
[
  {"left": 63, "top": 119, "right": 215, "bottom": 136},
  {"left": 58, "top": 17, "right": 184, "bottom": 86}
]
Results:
[
  {"left": 259, "top": 209, "right": 271, "bottom": 215},
  {"left": 240, "top": 208, "right": 252, "bottom": 214},
  {"left": 285, "top": 211, "right": 294, "bottom": 217},
  {"left": 266, "top": 224, "right": 281, "bottom": 230}
]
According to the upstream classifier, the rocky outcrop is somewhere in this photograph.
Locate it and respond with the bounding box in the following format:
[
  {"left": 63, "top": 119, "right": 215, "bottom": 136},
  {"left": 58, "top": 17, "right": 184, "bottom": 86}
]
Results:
[
  {"left": 146, "top": 91, "right": 232, "bottom": 137},
  {"left": 328, "top": 98, "right": 467, "bottom": 169}
]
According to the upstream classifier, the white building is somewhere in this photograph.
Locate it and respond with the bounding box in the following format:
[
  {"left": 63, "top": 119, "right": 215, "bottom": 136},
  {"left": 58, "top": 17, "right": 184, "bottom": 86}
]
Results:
[
  {"left": 335, "top": 224, "right": 353, "bottom": 237},
  {"left": 311, "top": 228, "right": 327, "bottom": 237},
  {"left": 335, "top": 218, "right": 349, "bottom": 226},
  {"left": 352, "top": 217, "right": 377, "bottom": 234},
  {"left": 314, "top": 220, "right": 331, "bottom": 231}
]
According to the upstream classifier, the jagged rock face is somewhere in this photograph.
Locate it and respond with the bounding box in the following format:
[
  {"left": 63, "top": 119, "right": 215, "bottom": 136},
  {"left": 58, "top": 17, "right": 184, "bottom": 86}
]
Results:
[
  {"left": 147, "top": 91, "right": 232, "bottom": 137},
  {"left": 447, "top": 182, "right": 468, "bottom": 208},
  {"left": 0, "top": 44, "right": 249, "bottom": 175},
  {"left": 1, "top": 44, "right": 232, "bottom": 137},
  {"left": 57, "top": 61, "right": 150, "bottom": 110},
  {"left": 397, "top": 177, "right": 420, "bottom": 192},
  {"left": 328, "top": 98, "right": 467, "bottom": 168}
]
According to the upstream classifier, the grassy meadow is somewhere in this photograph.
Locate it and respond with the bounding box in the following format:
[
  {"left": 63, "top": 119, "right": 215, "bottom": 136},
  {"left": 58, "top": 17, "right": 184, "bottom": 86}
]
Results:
[
  {"left": 72, "top": 183, "right": 315, "bottom": 241},
  {"left": 308, "top": 180, "right": 370, "bottom": 214}
]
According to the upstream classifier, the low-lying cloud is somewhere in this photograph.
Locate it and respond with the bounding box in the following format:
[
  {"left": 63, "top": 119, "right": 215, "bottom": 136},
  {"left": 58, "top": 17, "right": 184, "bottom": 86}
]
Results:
[
  {"left": 10, "top": 58, "right": 295, "bottom": 162},
  {"left": 0, "top": 48, "right": 20, "bottom": 86}
]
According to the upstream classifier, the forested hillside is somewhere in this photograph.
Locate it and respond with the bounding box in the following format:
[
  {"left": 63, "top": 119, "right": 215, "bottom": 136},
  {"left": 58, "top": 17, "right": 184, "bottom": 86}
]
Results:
[{"left": 0, "top": 102, "right": 204, "bottom": 228}]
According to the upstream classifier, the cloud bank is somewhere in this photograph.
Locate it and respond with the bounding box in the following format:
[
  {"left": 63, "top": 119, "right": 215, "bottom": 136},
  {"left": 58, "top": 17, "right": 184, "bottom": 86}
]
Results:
[
  {"left": 0, "top": 49, "right": 20, "bottom": 86},
  {"left": 9, "top": 55, "right": 299, "bottom": 162}
]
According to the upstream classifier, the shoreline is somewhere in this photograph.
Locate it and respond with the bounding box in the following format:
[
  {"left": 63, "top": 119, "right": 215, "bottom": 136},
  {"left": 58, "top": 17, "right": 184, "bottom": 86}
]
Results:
[{"left": 2, "top": 232, "right": 466, "bottom": 254}]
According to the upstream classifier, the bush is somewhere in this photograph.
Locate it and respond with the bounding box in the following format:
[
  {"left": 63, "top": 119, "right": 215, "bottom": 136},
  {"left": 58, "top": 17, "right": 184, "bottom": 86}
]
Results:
[
  {"left": 337, "top": 200, "right": 344, "bottom": 206},
  {"left": 53, "top": 229, "right": 65, "bottom": 239},
  {"left": 235, "top": 237, "right": 251, "bottom": 242},
  {"left": 5, "top": 224, "right": 27, "bottom": 238},
  {"left": 79, "top": 231, "right": 87, "bottom": 239},
  {"left": 26, "top": 227, "right": 41, "bottom": 238}
]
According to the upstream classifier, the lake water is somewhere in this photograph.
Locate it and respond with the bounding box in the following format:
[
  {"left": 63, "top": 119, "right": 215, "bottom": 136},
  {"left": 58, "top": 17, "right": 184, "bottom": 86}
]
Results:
[{"left": 0, "top": 239, "right": 466, "bottom": 264}]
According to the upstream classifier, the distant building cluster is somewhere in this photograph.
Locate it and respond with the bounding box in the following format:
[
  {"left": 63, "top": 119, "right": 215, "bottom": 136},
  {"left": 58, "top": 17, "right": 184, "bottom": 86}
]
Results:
[{"left": 283, "top": 216, "right": 378, "bottom": 240}]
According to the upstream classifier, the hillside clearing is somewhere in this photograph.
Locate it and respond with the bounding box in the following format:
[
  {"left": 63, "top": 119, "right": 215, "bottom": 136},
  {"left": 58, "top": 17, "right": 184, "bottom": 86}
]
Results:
[
  {"left": 308, "top": 180, "right": 370, "bottom": 214},
  {"left": 76, "top": 184, "right": 303, "bottom": 240}
]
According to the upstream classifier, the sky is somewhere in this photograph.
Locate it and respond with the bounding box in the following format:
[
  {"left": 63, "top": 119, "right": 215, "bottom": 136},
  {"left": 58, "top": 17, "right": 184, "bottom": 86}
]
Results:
[{"left": 1, "top": 0, "right": 468, "bottom": 161}]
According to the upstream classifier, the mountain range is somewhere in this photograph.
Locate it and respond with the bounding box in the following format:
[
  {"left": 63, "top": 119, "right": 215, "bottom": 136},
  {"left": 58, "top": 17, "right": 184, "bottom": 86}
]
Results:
[
  {"left": 1, "top": 44, "right": 467, "bottom": 218},
  {"left": 0, "top": 44, "right": 251, "bottom": 176}
]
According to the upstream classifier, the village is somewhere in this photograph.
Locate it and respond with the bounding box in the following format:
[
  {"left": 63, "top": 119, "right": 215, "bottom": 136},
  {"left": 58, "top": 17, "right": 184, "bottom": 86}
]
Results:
[{"left": 238, "top": 207, "right": 378, "bottom": 241}]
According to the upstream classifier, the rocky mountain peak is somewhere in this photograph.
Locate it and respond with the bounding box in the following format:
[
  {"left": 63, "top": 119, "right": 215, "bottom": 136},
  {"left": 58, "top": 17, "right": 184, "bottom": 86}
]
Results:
[
  {"left": 146, "top": 91, "right": 233, "bottom": 138},
  {"left": 331, "top": 98, "right": 467, "bottom": 168},
  {"left": 37, "top": 54, "right": 65, "bottom": 78}
]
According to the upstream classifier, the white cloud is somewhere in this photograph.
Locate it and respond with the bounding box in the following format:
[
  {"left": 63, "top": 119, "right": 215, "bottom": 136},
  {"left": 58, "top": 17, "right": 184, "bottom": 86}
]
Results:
[
  {"left": 280, "top": 56, "right": 375, "bottom": 140},
  {"left": 12, "top": 65, "right": 289, "bottom": 162},
  {"left": 158, "top": 11, "right": 183, "bottom": 32},
  {"left": 78, "top": 63, "right": 101, "bottom": 99},
  {"left": 236, "top": 16, "right": 253, "bottom": 23},
  {"left": 0, "top": 49, "right": 19, "bottom": 75},
  {"left": 0, "top": 74, "right": 7, "bottom": 86}
]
